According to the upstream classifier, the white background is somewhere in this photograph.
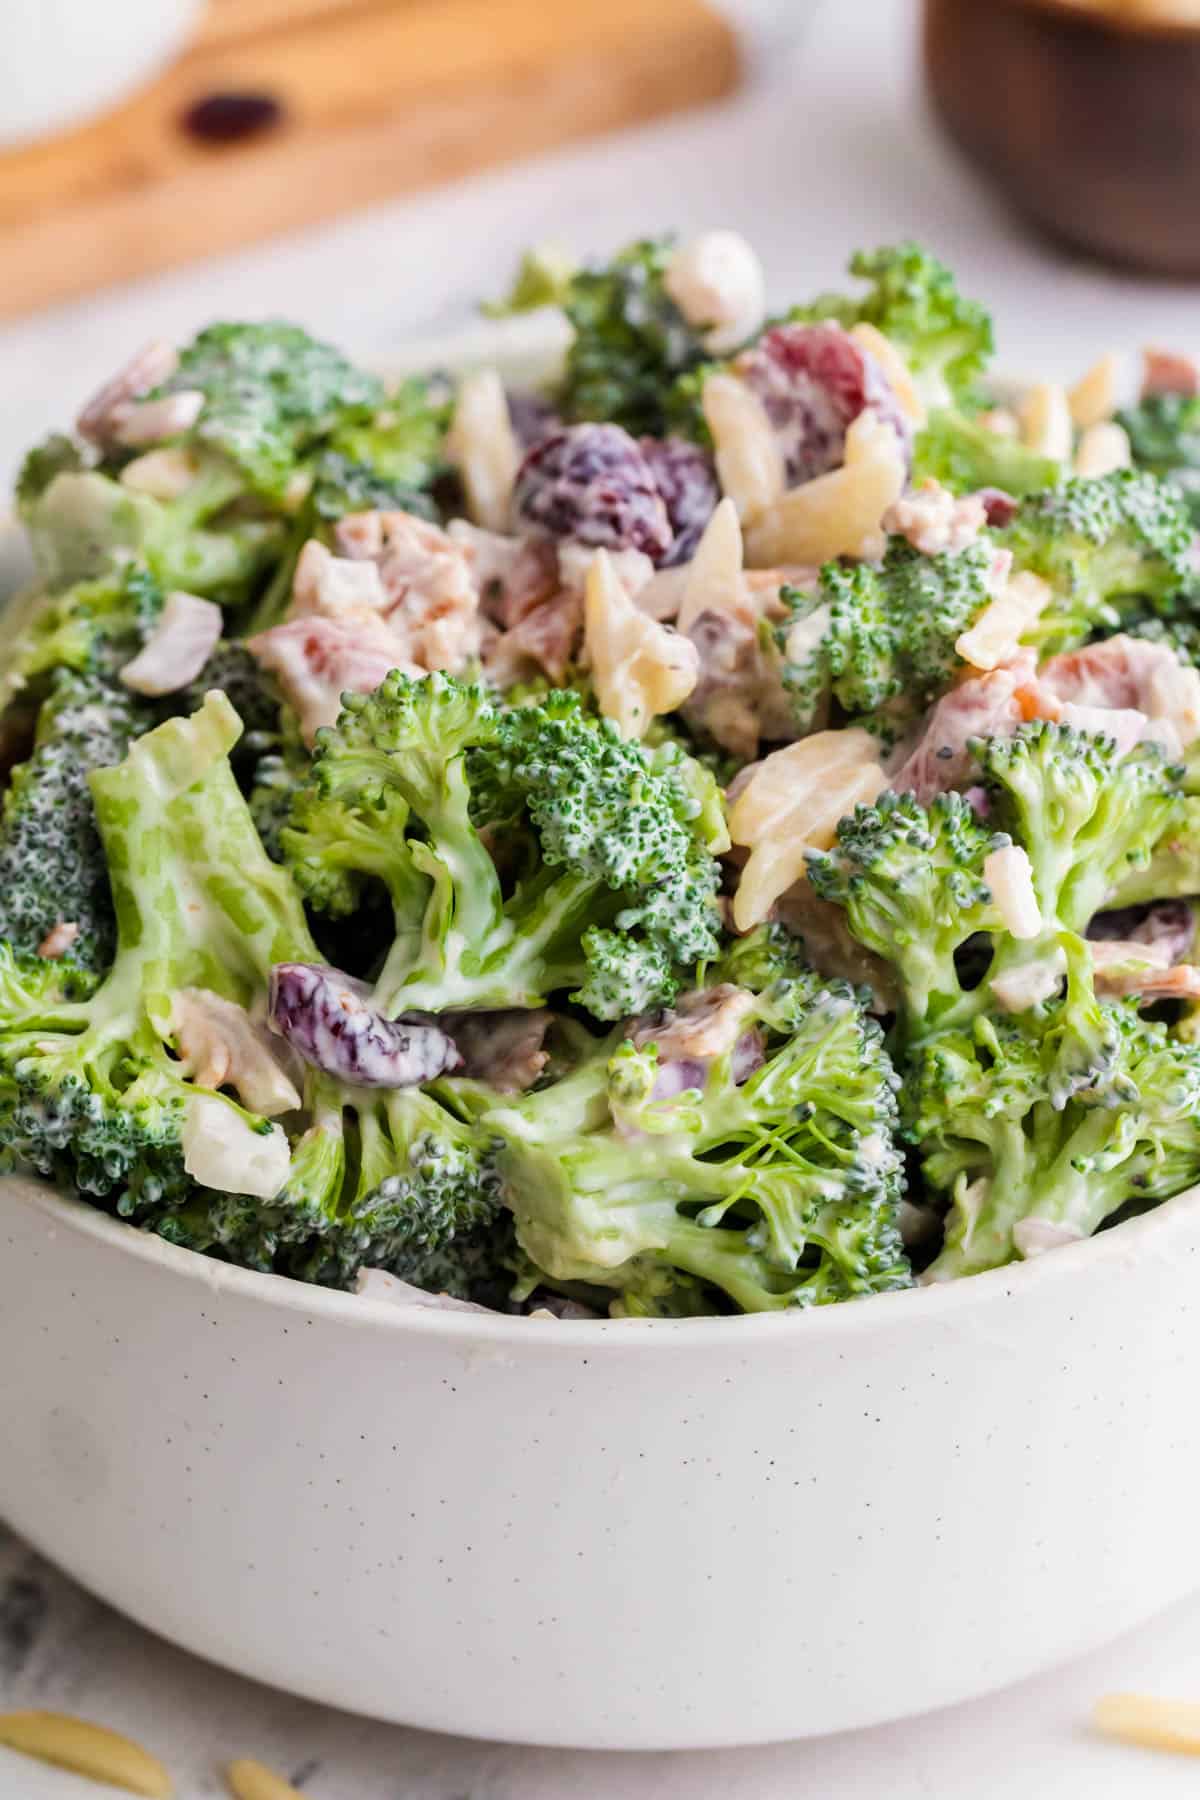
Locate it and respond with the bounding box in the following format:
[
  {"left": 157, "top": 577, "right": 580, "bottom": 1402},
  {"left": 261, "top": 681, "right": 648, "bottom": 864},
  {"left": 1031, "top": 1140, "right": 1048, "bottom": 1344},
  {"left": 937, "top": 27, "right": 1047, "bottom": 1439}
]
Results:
[{"left": 5, "top": 0, "right": 1200, "bottom": 1792}]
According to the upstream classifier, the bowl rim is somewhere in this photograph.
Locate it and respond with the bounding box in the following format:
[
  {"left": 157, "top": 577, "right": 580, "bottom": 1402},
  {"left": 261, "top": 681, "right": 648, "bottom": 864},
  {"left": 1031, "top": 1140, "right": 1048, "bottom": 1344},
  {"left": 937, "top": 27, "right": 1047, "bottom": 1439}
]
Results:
[
  {"left": 9, "top": 1173, "right": 1200, "bottom": 1347},
  {"left": 974, "top": 0, "right": 1200, "bottom": 40}
]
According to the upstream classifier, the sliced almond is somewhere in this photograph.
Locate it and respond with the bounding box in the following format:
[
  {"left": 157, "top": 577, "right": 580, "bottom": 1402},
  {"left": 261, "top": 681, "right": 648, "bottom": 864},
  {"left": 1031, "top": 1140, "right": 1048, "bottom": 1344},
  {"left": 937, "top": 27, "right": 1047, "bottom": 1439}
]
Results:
[
  {"left": 0, "top": 1711, "right": 172, "bottom": 1797},
  {"left": 1068, "top": 352, "right": 1121, "bottom": 429},
  {"left": 1074, "top": 420, "right": 1131, "bottom": 480},
  {"left": 227, "top": 1758, "right": 305, "bottom": 1800},
  {"left": 983, "top": 844, "right": 1042, "bottom": 940},
  {"left": 119, "top": 446, "right": 203, "bottom": 501},
  {"left": 702, "top": 372, "right": 785, "bottom": 524},
  {"left": 729, "top": 728, "right": 886, "bottom": 931},
  {"left": 850, "top": 323, "right": 927, "bottom": 427},
  {"left": 1017, "top": 382, "right": 1073, "bottom": 463},
  {"left": 956, "top": 570, "right": 1051, "bottom": 672},
  {"left": 743, "top": 413, "right": 907, "bottom": 569},
  {"left": 1094, "top": 1692, "right": 1200, "bottom": 1756},
  {"left": 584, "top": 550, "right": 699, "bottom": 739},
  {"left": 445, "top": 367, "right": 522, "bottom": 533},
  {"left": 676, "top": 498, "right": 748, "bottom": 635}
]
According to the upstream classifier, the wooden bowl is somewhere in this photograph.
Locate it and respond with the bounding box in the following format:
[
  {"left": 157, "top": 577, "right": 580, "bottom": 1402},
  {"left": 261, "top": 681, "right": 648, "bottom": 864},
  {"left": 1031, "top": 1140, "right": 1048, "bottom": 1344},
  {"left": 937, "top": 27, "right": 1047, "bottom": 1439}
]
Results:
[{"left": 924, "top": 0, "right": 1200, "bottom": 274}]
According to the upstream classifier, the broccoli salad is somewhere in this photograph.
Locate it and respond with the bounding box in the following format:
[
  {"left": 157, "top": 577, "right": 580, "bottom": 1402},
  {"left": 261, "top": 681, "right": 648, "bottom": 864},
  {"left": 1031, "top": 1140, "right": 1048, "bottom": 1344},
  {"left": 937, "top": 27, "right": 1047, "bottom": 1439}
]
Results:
[{"left": 4, "top": 234, "right": 1200, "bottom": 1319}]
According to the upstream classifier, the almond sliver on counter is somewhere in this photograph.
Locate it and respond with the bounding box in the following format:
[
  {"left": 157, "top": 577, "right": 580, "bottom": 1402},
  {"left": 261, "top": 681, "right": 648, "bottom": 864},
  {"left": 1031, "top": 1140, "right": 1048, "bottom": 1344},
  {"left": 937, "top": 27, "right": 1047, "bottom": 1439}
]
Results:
[
  {"left": 1094, "top": 1691, "right": 1200, "bottom": 1755},
  {"left": 227, "top": 1757, "right": 306, "bottom": 1800},
  {"left": 0, "top": 1711, "right": 172, "bottom": 1796}
]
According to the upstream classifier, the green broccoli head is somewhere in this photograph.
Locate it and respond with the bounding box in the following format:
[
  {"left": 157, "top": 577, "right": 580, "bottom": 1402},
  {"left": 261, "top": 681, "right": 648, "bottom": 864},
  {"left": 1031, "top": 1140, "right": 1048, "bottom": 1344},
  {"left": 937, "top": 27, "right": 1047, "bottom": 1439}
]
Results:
[
  {"left": 247, "top": 1075, "right": 508, "bottom": 1297},
  {"left": 915, "top": 975, "right": 1200, "bottom": 1281},
  {"left": 911, "top": 408, "right": 1063, "bottom": 498},
  {"left": 494, "top": 236, "right": 711, "bottom": 438},
  {"left": 1117, "top": 390, "right": 1200, "bottom": 527},
  {"left": 0, "top": 693, "right": 319, "bottom": 1238},
  {"left": 158, "top": 321, "right": 386, "bottom": 503},
  {"left": 486, "top": 975, "right": 910, "bottom": 1314},
  {"left": 775, "top": 536, "right": 995, "bottom": 728},
  {"left": 283, "top": 676, "right": 724, "bottom": 1021},
  {"left": 794, "top": 242, "right": 993, "bottom": 408},
  {"left": 1003, "top": 469, "right": 1195, "bottom": 654},
  {"left": 980, "top": 720, "right": 1181, "bottom": 937},
  {"left": 0, "top": 668, "right": 154, "bottom": 975},
  {"left": 806, "top": 789, "right": 1003, "bottom": 1037}
]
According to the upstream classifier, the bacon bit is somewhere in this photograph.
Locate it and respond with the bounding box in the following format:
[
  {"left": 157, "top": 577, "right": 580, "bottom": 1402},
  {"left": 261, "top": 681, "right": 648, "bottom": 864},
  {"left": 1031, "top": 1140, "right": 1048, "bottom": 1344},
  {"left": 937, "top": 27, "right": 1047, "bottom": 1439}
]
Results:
[
  {"left": 891, "top": 652, "right": 1041, "bottom": 802},
  {"left": 290, "top": 539, "right": 388, "bottom": 622},
  {"left": 1142, "top": 347, "right": 1200, "bottom": 400},
  {"left": 772, "top": 885, "right": 898, "bottom": 1014},
  {"left": 483, "top": 589, "right": 583, "bottom": 686},
  {"left": 446, "top": 521, "right": 557, "bottom": 627},
  {"left": 119, "top": 591, "right": 223, "bottom": 697},
  {"left": 1091, "top": 941, "right": 1200, "bottom": 1001},
  {"left": 334, "top": 509, "right": 482, "bottom": 674},
  {"left": 1040, "top": 634, "right": 1200, "bottom": 750},
  {"left": 445, "top": 1009, "right": 554, "bottom": 1094},
  {"left": 248, "top": 615, "right": 407, "bottom": 744},
  {"left": 557, "top": 540, "right": 655, "bottom": 600},
  {"left": 1058, "top": 701, "right": 1148, "bottom": 758},
  {"left": 1069, "top": 352, "right": 1121, "bottom": 429},
  {"left": 37, "top": 920, "right": 79, "bottom": 960},
  {"left": 977, "top": 408, "right": 1019, "bottom": 440},
  {"left": 883, "top": 478, "right": 986, "bottom": 558},
  {"left": 76, "top": 341, "right": 179, "bottom": 446}
]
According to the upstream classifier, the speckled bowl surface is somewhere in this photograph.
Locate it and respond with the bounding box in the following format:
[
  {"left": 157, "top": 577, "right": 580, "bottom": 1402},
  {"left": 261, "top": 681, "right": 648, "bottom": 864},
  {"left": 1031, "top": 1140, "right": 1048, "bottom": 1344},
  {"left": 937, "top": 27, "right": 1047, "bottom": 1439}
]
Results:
[{"left": 4, "top": 1175, "right": 1200, "bottom": 1748}]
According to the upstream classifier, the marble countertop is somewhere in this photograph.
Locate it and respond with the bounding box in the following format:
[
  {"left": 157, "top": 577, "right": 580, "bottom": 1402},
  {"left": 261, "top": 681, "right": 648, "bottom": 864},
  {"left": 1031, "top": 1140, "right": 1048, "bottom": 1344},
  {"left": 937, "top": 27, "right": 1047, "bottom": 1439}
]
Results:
[{"left": 6, "top": 1, "right": 1200, "bottom": 1792}]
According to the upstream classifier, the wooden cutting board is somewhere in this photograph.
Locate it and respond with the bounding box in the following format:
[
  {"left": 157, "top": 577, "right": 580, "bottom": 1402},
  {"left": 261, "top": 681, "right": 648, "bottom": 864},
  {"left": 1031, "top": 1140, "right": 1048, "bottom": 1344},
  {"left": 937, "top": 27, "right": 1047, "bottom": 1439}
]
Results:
[{"left": 0, "top": 0, "right": 740, "bottom": 321}]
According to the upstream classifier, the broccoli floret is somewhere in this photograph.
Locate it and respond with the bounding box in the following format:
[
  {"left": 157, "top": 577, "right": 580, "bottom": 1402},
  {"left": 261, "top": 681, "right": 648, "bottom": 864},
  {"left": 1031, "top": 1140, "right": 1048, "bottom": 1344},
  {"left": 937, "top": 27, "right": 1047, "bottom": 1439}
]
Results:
[
  {"left": 0, "top": 693, "right": 321, "bottom": 1237},
  {"left": 23, "top": 468, "right": 282, "bottom": 605},
  {"left": 1108, "top": 793, "right": 1200, "bottom": 907},
  {"left": 182, "top": 640, "right": 280, "bottom": 738},
  {"left": 792, "top": 243, "right": 993, "bottom": 408},
  {"left": 809, "top": 724, "right": 1180, "bottom": 1043},
  {"left": 982, "top": 721, "right": 1179, "bottom": 938},
  {"left": 157, "top": 321, "right": 385, "bottom": 504},
  {"left": 807, "top": 789, "right": 1002, "bottom": 1039},
  {"left": 1003, "top": 469, "right": 1195, "bottom": 654},
  {"left": 249, "top": 1074, "right": 507, "bottom": 1295},
  {"left": 485, "top": 975, "right": 910, "bottom": 1314},
  {"left": 911, "top": 407, "right": 1063, "bottom": 498},
  {"left": 0, "top": 669, "right": 154, "bottom": 975},
  {"left": 916, "top": 974, "right": 1200, "bottom": 1279},
  {"left": 15, "top": 433, "right": 84, "bottom": 511},
  {"left": 0, "top": 564, "right": 163, "bottom": 712},
  {"left": 495, "top": 237, "right": 711, "bottom": 438},
  {"left": 318, "top": 375, "right": 449, "bottom": 507},
  {"left": 485, "top": 244, "right": 579, "bottom": 316},
  {"left": 1118, "top": 391, "right": 1200, "bottom": 527},
  {"left": 775, "top": 538, "right": 995, "bottom": 728},
  {"left": 282, "top": 677, "right": 724, "bottom": 1020}
]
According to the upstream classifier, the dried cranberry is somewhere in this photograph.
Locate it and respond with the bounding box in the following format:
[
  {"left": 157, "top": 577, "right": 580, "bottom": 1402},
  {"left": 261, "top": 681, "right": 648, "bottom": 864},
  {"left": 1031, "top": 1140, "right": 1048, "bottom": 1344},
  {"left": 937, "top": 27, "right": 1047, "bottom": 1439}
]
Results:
[
  {"left": 639, "top": 436, "right": 719, "bottom": 565},
  {"left": 514, "top": 423, "right": 673, "bottom": 561},
  {"left": 735, "top": 323, "right": 912, "bottom": 487},
  {"left": 182, "top": 91, "right": 284, "bottom": 145},
  {"left": 977, "top": 486, "right": 1018, "bottom": 529}
]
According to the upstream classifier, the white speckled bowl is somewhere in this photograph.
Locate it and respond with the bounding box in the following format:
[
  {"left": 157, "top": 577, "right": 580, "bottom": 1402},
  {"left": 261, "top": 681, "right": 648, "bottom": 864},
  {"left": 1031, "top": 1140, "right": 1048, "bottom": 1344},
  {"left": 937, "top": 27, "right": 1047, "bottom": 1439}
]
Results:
[{"left": 3, "top": 1175, "right": 1200, "bottom": 1748}]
